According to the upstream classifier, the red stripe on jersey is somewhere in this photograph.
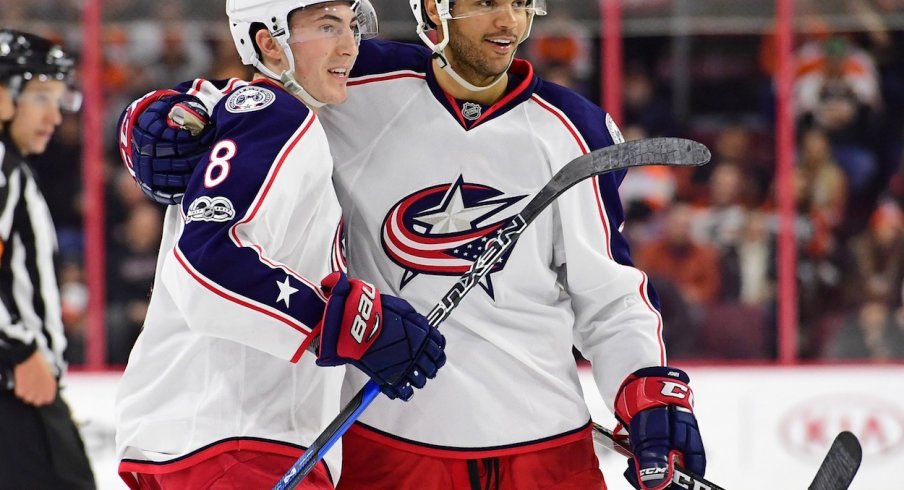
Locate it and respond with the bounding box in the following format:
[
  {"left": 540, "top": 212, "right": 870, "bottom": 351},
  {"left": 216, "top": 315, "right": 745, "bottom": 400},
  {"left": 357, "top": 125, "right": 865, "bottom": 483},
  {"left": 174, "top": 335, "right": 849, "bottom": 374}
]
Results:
[
  {"left": 230, "top": 113, "right": 315, "bottom": 232},
  {"left": 443, "top": 91, "right": 468, "bottom": 127},
  {"left": 530, "top": 96, "right": 589, "bottom": 153},
  {"left": 187, "top": 79, "right": 204, "bottom": 97},
  {"left": 347, "top": 422, "right": 592, "bottom": 460},
  {"left": 392, "top": 186, "right": 495, "bottom": 245},
  {"left": 532, "top": 95, "right": 616, "bottom": 261},
  {"left": 225, "top": 112, "right": 326, "bottom": 301},
  {"left": 173, "top": 248, "right": 315, "bottom": 346},
  {"left": 591, "top": 177, "right": 614, "bottom": 261},
  {"left": 118, "top": 437, "right": 307, "bottom": 476},
  {"left": 531, "top": 95, "right": 663, "bottom": 359},
  {"left": 331, "top": 218, "right": 346, "bottom": 273},
  {"left": 639, "top": 272, "right": 667, "bottom": 364},
  {"left": 473, "top": 60, "right": 535, "bottom": 125},
  {"left": 224, "top": 78, "right": 242, "bottom": 94},
  {"left": 348, "top": 72, "right": 426, "bottom": 86}
]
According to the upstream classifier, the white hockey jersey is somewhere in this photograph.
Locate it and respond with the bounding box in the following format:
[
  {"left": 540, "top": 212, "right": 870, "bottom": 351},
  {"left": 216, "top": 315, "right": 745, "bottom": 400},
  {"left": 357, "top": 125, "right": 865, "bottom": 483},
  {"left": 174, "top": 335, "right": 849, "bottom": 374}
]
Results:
[
  {"left": 115, "top": 79, "right": 345, "bottom": 480},
  {"left": 119, "top": 38, "right": 669, "bottom": 464},
  {"left": 322, "top": 41, "right": 667, "bottom": 456}
]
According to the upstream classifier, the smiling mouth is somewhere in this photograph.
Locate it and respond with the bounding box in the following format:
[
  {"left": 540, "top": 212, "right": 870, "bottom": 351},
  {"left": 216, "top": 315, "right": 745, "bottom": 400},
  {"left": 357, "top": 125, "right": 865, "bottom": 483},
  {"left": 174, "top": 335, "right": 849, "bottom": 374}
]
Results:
[
  {"left": 328, "top": 68, "right": 349, "bottom": 79},
  {"left": 485, "top": 38, "right": 517, "bottom": 55}
]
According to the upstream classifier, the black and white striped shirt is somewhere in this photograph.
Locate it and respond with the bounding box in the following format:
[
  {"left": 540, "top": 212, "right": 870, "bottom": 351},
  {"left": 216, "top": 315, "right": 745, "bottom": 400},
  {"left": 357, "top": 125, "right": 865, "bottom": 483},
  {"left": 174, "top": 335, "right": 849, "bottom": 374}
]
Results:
[{"left": 0, "top": 135, "right": 67, "bottom": 378}]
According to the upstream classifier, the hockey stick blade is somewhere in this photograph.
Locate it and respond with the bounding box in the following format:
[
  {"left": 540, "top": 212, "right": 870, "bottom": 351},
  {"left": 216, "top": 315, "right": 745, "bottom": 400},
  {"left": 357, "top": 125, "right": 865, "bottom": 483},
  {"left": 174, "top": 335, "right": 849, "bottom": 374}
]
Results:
[
  {"left": 808, "top": 431, "right": 862, "bottom": 490},
  {"left": 593, "top": 423, "right": 727, "bottom": 490},
  {"left": 273, "top": 138, "right": 710, "bottom": 489}
]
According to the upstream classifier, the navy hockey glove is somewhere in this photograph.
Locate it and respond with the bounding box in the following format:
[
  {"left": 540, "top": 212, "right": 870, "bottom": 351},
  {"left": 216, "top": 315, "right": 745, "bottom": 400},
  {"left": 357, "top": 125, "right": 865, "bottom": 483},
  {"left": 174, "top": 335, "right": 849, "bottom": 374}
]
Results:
[
  {"left": 614, "top": 366, "right": 706, "bottom": 490},
  {"left": 117, "top": 90, "right": 213, "bottom": 205},
  {"left": 315, "top": 272, "right": 446, "bottom": 401}
]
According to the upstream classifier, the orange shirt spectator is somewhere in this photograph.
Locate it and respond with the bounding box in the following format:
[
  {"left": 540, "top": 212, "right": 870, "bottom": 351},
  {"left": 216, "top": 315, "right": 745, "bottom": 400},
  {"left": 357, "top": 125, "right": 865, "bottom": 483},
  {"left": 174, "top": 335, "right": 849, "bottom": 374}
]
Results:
[{"left": 635, "top": 203, "right": 722, "bottom": 304}]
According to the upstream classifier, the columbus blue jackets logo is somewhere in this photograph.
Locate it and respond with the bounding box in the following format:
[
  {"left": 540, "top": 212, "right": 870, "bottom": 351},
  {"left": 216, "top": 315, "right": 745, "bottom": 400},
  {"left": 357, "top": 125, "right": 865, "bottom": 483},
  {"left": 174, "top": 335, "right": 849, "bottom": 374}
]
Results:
[
  {"left": 226, "top": 86, "right": 275, "bottom": 113},
  {"left": 381, "top": 175, "right": 527, "bottom": 297}
]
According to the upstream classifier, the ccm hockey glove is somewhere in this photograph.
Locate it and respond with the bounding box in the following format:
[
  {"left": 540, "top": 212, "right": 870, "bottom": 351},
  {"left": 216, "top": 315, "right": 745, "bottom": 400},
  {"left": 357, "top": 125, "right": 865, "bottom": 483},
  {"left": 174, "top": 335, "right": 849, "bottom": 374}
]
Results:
[
  {"left": 614, "top": 366, "right": 706, "bottom": 490},
  {"left": 118, "top": 90, "right": 213, "bottom": 205},
  {"left": 315, "top": 272, "right": 446, "bottom": 400}
]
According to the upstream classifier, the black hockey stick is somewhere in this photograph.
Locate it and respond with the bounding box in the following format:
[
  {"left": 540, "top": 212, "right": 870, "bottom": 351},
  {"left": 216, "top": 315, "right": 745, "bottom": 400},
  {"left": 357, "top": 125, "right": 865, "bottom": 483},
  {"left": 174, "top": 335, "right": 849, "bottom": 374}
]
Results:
[
  {"left": 273, "top": 137, "right": 711, "bottom": 490},
  {"left": 593, "top": 424, "right": 863, "bottom": 490},
  {"left": 808, "top": 431, "right": 862, "bottom": 490}
]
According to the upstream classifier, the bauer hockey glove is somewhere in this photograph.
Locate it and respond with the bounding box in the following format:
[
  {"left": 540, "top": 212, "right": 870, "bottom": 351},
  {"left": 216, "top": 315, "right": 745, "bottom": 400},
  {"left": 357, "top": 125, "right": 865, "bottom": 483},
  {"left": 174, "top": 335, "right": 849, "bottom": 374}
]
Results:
[
  {"left": 614, "top": 366, "right": 706, "bottom": 490},
  {"left": 315, "top": 272, "right": 447, "bottom": 401},
  {"left": 118, "top": 90, "right": 213, "bottom": 205}
]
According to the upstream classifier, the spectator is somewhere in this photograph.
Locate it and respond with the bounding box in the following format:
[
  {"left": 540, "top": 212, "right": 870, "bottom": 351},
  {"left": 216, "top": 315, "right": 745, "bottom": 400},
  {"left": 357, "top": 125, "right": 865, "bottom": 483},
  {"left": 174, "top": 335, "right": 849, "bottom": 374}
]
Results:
[
  {"left": 733, "top": 212, "right": 776, "bottom": 308},
  {"left": 59, "top": 261, "right": 88, "bottom": 365},
  {"left": 795, "top": 127, "right": 848, "bottom": 239},
  {"left": 619, "top": 125, "right": 677, "bottom": 234},
  {"left": 844, "top": 200, "right": 904, "bottom": 308},
  {"left": 691, "top": 162, "right": 749, "bottom": 250},
  {"left": 796, "top": 35, "right": 881, "bottom": 197},
  {"left": 825, "top": 280, "right": 904, "bottom": 360},
  {"left": 623, "top": 64, "right": 676, "bottom": 138},
  {"left": 106, "top": 202, "right": 162, "bottom": 364},
  {"left": 635, "top": 202, "right": 722, "bottom": 307}
]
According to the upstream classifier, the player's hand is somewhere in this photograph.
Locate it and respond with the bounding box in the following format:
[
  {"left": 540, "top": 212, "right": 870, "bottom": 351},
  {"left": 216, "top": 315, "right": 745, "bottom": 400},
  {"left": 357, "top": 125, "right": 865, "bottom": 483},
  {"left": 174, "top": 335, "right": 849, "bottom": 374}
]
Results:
[
  {"left": 118, "top": 89, "right": 214, "bottom": 205},
  {"left": 315, "top": 272, "right": 446, "bottom": 401},
  {"left": 13, "top": 351, "right": 57, "bottom": 407},
  {"left": 614, "top": 366, "right": 706, "bottom": 490}
]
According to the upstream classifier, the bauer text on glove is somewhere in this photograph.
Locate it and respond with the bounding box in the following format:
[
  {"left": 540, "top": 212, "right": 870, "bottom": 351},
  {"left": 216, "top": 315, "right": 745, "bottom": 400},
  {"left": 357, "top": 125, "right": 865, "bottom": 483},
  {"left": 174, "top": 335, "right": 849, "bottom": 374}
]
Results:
[{"left": 314, "top": 272, "right": 446, "bottom": 401}]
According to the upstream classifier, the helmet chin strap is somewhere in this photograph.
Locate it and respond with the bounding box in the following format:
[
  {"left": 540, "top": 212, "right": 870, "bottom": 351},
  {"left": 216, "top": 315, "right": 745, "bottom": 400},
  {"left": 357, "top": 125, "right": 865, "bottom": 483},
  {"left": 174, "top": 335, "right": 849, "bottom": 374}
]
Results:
[
  {"left": 416, "top": 18, "right": 509, "bottom": 94},
  {"left": 253, "top": 39, "right": 327, "bottom": 109},
  {"left": 433, "top": 49, "right": 509, "bottom": 93}
]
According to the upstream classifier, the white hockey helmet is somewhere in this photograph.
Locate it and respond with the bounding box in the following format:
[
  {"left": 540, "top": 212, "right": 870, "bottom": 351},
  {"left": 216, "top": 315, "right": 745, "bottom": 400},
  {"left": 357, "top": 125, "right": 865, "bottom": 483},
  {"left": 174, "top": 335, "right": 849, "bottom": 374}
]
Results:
[
  {"left": 407, "top": 0, "right": 546, "bottom": 91},
  {"left": 227, "top": 0, "right": 378, "bottom": 107}
]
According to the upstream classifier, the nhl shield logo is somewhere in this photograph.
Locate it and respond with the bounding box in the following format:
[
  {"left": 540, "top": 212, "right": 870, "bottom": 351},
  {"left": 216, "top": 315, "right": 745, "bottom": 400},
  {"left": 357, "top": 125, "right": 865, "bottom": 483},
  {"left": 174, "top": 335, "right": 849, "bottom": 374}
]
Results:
[
  {"left": 226, "top": 85, "right": 276, "bottom": 113},
  {"left": 461, "top": 102, "right": 482, "bottom": 121}
]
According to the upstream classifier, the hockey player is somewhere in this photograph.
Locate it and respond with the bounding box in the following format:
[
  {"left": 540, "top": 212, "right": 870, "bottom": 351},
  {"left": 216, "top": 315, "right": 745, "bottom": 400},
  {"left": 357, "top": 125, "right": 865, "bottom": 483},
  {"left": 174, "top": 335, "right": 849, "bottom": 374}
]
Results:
[
  {"left": 114, "top": 1, "right": 446, "bottom": 489},
  {"left": 121, "top": 0, "right": 707, "bottom": 488},
  {"left": 0, "top": 30, "right": 95, "bottom": 489}
]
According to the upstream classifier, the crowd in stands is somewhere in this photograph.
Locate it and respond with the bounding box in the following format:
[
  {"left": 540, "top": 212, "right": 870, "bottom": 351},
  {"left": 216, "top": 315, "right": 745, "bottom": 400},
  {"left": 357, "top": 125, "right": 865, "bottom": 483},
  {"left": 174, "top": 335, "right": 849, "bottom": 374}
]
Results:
[{"left": 3, "top": 0, "right": 904, "bottom": 364}]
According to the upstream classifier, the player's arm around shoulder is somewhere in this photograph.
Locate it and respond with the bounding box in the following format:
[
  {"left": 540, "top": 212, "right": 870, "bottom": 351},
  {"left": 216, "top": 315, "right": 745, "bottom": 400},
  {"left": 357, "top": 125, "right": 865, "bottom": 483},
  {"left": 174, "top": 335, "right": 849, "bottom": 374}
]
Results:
[{"left": 160, "top": 81, "right": 332, "bottom": 362}]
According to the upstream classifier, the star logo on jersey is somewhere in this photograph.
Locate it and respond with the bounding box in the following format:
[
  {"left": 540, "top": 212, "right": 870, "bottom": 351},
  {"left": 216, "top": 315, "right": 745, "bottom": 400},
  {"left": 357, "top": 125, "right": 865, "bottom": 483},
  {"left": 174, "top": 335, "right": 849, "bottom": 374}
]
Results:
[
  {"left": 276, "top": 276, "right": 298, "bottom": 307},
  {"left": 381, "top": 175, "right": 526, "bottom": 298}
]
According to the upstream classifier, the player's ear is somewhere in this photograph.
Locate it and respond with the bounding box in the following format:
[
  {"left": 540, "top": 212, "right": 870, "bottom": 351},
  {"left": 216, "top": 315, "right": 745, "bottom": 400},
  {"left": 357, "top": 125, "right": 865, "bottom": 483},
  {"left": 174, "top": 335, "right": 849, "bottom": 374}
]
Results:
[
  {"left": 255, "top": 29, "right": 284, "bottom": 68},
  {"left": 424, "top": 0, "right": 441, "bottom": 28}
]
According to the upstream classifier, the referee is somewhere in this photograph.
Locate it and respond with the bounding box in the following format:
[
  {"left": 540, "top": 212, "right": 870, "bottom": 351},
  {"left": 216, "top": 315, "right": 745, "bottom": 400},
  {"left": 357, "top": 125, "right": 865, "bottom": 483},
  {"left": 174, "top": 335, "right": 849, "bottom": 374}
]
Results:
[{"left": 0, "top": 30, "right": 95, "bottom": 489}]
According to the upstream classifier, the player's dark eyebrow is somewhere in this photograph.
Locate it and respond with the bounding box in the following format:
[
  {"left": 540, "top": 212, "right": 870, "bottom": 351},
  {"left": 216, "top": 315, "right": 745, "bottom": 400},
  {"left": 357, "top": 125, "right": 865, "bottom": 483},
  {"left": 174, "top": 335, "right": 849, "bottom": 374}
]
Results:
[{"left": 312, "top": 13, "right": 344, "bottom": 23}]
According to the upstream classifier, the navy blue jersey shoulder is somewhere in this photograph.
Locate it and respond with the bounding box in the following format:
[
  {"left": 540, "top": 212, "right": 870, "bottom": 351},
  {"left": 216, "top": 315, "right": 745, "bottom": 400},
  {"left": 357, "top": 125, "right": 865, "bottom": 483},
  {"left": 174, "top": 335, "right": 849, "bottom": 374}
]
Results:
[
  {"left": 182, "top": 80, "right": 313, "bottom": 211},
  {"left": 534, "top": 79, "right": 615, "bottom": 152},
  {"left": 534, "top": 77, "right": 645, "bottom": 280},
  {"left": 351, "top": 39, "right": 430, "bottom": 78},
  {"left": 211, "top": 81, "right": 311, "bottom": 134}
]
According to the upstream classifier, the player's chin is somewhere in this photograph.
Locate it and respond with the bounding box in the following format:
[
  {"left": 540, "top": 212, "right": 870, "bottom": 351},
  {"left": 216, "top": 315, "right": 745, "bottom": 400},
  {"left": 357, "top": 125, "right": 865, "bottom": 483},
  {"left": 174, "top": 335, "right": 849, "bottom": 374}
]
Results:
[{"left": 312, "top": 85, "right": 349, "bottom": 105}]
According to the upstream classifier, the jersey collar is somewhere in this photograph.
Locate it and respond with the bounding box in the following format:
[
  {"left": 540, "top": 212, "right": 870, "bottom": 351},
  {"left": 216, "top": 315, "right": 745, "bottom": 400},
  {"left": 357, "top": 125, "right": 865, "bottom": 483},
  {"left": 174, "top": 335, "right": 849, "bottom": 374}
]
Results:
[{"left": 426, "top": 58, "right": 538, "bottom": 131}]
